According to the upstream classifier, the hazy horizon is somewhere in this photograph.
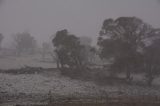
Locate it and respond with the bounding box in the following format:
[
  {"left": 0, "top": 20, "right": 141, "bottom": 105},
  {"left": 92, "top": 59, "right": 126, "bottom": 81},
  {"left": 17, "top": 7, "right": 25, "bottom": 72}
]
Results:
[{"left": 0, "top": 0, "right": 160, "bottom": 47}]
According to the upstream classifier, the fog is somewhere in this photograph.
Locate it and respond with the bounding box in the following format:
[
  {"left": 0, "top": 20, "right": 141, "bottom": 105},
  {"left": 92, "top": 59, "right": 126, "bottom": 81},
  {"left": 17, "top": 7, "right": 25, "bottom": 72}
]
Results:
[
  {"left": 0, "top": 0, "right": 160, "bottom": 47},
  {"left": 1, "top": 1, "right": 160, "bottom": 105}
]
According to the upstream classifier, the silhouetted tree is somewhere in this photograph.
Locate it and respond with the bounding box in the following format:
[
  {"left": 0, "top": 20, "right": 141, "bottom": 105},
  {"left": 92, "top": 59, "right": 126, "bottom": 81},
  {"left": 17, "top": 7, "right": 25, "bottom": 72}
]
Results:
[
  {"left": 0, "top": 33, "right": 4, "bottom": 50},
  {"left": 98, "top": 17, "right": 154, "bottom": 83},
  {"left": 13, "top": 32, "right": 37, "bottom": 55},
  {"left": 41, "top": 42, "right": 51, "bottom": 61},
  {"left": 79, "top": 36, "right": 96, "bottom": 65},
  {"left": 144, "top": 37, "right": 160, "bottom": 86},
  {"left": 52, "top": 29, "right": 85, "bottom": 69}
]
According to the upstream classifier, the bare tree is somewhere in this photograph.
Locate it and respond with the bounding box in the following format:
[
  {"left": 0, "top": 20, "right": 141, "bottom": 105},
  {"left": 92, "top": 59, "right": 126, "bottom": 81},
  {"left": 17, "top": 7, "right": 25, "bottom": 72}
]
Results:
[
  {"left": 79, "top": 36, "right": 92, "bottom": 46},
  {"left": 0, "top": 33, "right": 4, "bottom": 50},
  {"left": 41, "top": 42, "right": 52, "bottom": 61},
  {"left": 13, "top": 32, "right": 37, "bottom": 56},
  {"left": 79, "top": 36, "right": 97, "bottom": 65}
]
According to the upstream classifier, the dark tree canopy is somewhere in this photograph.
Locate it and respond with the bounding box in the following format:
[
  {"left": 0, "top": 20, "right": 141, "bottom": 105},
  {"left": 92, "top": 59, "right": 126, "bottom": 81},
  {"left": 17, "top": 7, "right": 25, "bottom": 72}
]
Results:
[
  {"left": 98, "top": 17, "right": 157, "bottom": 82},
  {"left": 98, "top": 17, "right": 154, "bottom": 59},
  {"left": 52, "top": 29, "right": 85, "bottom": 68}
]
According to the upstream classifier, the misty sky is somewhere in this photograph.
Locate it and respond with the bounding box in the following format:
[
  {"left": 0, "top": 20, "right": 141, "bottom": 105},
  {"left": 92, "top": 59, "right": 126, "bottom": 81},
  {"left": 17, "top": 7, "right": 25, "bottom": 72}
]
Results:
[{"left": 0, "top": 0, "right": 160, "bottom": 46}]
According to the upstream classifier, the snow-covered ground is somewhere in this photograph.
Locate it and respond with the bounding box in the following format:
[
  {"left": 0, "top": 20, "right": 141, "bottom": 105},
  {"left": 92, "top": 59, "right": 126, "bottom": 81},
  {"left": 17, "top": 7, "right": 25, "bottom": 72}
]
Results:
[
  {"left": 0, "top": 55, "right": 104, "bottom": 104},
  {"left": 1, "top": 71, "right": 160, "bottom": 102},
  {"left": 1, "top": 69, "right": 160, "bottom": 96},
  {"left": 1, "top": 55, "right": 160, "bottom": 105},
  {"left": 0, "top": 72, "right": 101, "bottom": 96}
]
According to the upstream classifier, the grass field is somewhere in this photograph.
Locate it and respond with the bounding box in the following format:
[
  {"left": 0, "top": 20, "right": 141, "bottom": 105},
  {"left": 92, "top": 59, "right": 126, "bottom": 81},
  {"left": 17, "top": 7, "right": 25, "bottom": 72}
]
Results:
[{"left": 1, "top": 55, "right": 160, "bottom": 106}]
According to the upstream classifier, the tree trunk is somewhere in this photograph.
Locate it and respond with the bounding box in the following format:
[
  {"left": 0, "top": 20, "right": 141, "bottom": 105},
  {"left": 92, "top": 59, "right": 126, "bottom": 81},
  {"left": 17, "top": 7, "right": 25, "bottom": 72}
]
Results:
[
  {"left": 147, "top": 76, "right": 153, "bottom": 87},
  {"left": 146, "top": 64, "right": 154, "bottom": 87},
  {"left": 56, "top": 59, "right": 60, "bottom": 69},
  {"left": 147, "top": 69, "right": 154, "bottom": 87},
  {"left": 126, "top": 67, "right": 133, "bottom": 84}
]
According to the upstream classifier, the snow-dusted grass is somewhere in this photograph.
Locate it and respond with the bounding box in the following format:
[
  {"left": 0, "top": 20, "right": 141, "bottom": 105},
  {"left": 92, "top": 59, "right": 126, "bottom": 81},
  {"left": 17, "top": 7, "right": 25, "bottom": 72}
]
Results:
[
  {"left": 1, "top": 71, "right": 160, "bottom": 98},
  {"left": 0, "top": 54, "right": 56, "bottom": 70},
  {"left": 0, "top": 55, "right": 104, "bottom": 98},
  {"left": 1, "top": 55, "right": 160, "bottom": 105},
  {"left": 0, "top": 72, "right": 102, "bottom": 97}
]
